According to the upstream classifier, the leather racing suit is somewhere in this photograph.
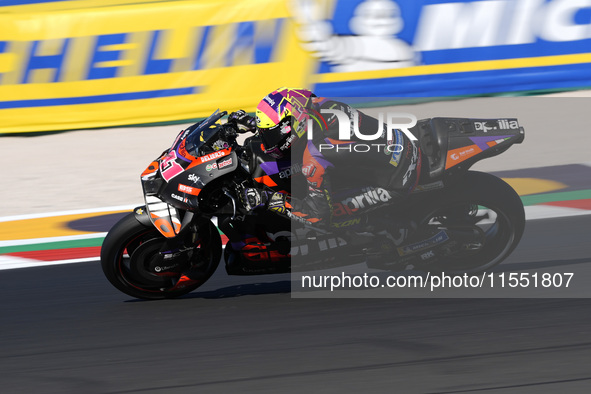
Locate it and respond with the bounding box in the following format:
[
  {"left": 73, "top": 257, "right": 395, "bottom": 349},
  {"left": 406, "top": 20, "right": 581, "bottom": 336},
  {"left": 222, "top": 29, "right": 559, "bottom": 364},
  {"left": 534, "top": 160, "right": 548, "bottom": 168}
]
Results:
[{"left": 278, "top": 97, "right": 422, "bottom": 229}]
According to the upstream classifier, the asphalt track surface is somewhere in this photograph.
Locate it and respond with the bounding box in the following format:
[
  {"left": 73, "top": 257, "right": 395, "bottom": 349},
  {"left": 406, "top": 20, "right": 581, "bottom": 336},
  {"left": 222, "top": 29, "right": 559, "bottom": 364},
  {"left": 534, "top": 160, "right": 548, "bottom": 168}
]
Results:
[{"left": 2, "top": 214, "right": 591, "bottom": 393}]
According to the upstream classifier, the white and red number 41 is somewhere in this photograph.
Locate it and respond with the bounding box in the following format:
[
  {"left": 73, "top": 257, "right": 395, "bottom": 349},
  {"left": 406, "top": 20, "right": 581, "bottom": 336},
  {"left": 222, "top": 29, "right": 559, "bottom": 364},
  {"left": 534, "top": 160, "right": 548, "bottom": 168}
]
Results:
[{"left": 160, "top": 151, "right": 184, "bottom": 181}]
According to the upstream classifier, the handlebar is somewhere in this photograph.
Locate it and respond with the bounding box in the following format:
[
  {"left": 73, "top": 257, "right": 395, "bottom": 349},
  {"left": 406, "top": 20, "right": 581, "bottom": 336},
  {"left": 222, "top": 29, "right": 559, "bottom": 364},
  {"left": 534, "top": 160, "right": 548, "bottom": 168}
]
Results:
[
  {"left": 220, "top": 123, "right": 238, "bottom": 140},
  {"left": 219, "top": 123, "right": 252, "bottom": 163}
]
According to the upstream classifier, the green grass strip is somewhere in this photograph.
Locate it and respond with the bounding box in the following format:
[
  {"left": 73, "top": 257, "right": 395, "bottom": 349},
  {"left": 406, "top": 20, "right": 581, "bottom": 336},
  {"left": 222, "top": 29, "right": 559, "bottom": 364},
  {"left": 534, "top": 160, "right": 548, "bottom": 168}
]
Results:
[
  {"left": 521, "top": 189, "right": 591, "bottom": 206},
  {"left": 0, "top": 237, "right": 104, "bottom": 255}
]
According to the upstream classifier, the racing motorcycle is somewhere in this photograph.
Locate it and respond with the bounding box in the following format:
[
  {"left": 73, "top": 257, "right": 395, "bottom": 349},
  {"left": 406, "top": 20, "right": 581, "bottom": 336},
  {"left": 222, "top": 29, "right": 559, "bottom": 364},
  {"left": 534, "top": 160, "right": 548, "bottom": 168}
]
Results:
[{"left": 101, "top": 110, "right": 525, "bottom": 299}]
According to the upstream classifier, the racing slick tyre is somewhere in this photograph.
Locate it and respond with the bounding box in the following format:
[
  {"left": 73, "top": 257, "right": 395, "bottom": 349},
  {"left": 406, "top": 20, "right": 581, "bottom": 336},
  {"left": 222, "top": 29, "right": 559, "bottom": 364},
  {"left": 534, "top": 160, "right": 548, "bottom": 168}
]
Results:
[
  {"left": 101, "top": 212, "right": 221, "bottom": 300},
  {"left": 418, "top": 171, "right": 525, "bottom": 274}
]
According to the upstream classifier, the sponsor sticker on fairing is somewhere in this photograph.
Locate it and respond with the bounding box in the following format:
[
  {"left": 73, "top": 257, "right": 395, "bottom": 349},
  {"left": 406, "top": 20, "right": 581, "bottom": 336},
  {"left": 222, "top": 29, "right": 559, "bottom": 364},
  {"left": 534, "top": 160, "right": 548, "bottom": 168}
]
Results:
[
  {"left": 200, "top": 150, "right": 227, "bottom": 164},
  {"left": 217, "top": 158, "right": 233, "bottom": 169},
  {"left": 498, "top": 119, "right": 519, "bottom": 130},
  {"left": 450, "top": 147, "right": 475, "bottom": 161},
  {"left": 206, "top": 163, "right": 217, "bottom": 171},
  {"left": 178, "top": 183, "right": 201, "bottom": 196},
  {"left": 171, "top": 193, "right": 188, "bottom": 203},
  {"left": 474, "top": 119, "right": 519, "bottom": 132}
]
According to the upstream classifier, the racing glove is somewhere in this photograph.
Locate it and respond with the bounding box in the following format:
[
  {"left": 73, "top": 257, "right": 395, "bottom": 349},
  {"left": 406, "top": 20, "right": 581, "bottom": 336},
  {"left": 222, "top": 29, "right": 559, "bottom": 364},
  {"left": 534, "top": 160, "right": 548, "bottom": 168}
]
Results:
[
  {"left": 267, "top": 191, "right": 288, "bottom": 215},
  {"left": 228, "top": 110, "right": 256, "bottom": 133},
  {"left": 240, "top": 187, "right": 287, "bottom": 213},
  {"left": 241, "top": 188, "right": 266, "bottom": 211},
  {"left": 240, "top": 187, "right": 327, "bottom": 228}
]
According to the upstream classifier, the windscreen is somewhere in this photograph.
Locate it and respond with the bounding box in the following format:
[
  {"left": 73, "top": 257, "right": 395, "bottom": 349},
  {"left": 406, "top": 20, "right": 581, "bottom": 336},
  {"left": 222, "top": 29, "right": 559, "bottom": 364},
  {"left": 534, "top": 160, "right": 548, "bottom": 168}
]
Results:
[{"left": 184, "top": 110, "right": 225, "bottom": 156}]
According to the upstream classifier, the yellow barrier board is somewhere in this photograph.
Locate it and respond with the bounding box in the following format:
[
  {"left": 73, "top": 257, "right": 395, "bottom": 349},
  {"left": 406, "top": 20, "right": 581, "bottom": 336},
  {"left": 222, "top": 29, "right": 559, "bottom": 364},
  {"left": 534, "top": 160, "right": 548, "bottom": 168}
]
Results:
[
  {"left": 4, "top": 0, "right": 591, "bottom": 134},
  {"left": 0, "top": 0, "right": 315, "bottom": 133}
]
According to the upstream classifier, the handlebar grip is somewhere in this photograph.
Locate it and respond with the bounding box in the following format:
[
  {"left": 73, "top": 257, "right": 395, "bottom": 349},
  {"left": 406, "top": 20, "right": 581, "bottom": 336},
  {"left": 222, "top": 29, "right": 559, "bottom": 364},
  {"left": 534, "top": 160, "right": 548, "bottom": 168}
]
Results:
[{"left": 221, "top": 124, "right": 238, "bottom": 139}]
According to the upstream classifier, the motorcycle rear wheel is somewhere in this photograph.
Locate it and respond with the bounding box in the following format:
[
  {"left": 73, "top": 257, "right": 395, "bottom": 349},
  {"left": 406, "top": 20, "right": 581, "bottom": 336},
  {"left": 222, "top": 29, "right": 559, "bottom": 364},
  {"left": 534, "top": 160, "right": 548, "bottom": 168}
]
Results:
[
  {"left": 416, "top": 171, "right": 525, "bottom": 274},
  {"left": 101, "top": 213, "right": 221, "bottom": 300}
]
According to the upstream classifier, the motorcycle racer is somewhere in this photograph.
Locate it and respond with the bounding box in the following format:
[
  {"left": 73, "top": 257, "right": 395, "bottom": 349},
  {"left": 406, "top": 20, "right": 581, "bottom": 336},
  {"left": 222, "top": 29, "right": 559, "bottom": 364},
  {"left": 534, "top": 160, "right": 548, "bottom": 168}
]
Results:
[{"left": 228, "top": 87, "right": 421, "bottom": 230}]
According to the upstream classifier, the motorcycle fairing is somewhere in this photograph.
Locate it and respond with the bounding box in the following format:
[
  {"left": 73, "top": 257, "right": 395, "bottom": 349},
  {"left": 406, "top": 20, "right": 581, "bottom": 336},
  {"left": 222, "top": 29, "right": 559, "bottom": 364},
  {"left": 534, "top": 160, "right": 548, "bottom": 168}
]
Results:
[
  {"left": 248, "top": 138, "right": 295, "bottom": 193},
  {"left": 140, "top": 110, "right": 243, "bottom": 236},
  {"left": 444, "top": 118, "right": 523, "bottom": 170},
  {"left": 141, "top": 160, "right": 160, "bottom": 178},
  {"left": 145, "top": 195, "right": 182, "bottom": 238},
  {"left": 445, "top": 139, "right": 510, "bottom": 170},
  {"left": 141, "top": 114, "right": 238, "bottom": 212},
  {"left": 154, "top": 150, "right": 240, "bottom": 211},
  {"left": 415, "top": 117, "right": 524, "bottom": 182}
]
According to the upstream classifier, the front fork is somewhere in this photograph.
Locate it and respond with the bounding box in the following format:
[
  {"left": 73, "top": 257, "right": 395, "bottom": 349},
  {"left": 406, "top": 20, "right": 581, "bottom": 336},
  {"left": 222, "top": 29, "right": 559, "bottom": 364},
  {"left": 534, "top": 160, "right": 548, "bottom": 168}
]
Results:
[{"left": 134, "top": 203, "right": 210, "bottom": 282}]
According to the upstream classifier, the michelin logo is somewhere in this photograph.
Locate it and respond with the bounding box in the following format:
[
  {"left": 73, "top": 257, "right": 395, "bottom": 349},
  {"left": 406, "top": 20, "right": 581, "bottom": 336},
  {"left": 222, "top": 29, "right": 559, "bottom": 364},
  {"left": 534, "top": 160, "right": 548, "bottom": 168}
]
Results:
[
  {"left": 415, "top": 0, "right": 591, "bottom": 50},
  {"left": 291, "top": 0, "right": 591, "bottom": 74},
  {"left": 291, "top": 0, "right": 417, "bottom": 72}
]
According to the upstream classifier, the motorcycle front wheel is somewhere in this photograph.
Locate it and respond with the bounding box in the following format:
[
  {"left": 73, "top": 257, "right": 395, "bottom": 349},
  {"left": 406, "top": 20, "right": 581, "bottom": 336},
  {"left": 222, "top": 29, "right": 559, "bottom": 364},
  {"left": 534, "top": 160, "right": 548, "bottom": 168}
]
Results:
[{"left": 101, "top": 213, "right": 221, "bottom": 300}]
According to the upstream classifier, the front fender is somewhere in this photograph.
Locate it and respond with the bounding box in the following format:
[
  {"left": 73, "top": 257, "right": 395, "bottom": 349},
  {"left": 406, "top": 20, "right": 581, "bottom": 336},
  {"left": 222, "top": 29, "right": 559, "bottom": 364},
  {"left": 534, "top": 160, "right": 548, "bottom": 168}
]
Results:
[{"left": 131, "top": 206, "right": 153, "bottom": 227}]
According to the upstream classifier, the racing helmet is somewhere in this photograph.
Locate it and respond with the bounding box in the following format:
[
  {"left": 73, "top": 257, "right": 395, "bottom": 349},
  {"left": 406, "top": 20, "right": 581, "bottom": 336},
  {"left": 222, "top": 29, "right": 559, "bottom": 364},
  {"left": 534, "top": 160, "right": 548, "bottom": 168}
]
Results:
[{"left": 255, "top": 87, "right": 314, "bottom": 159}]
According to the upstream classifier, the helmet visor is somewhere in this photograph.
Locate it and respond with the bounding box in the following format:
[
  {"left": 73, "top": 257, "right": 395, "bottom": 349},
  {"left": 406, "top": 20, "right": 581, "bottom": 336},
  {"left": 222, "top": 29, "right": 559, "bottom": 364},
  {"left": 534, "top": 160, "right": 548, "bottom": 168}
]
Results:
[{"left": 259, "top": 118, "right": 292, "bottom": 154}]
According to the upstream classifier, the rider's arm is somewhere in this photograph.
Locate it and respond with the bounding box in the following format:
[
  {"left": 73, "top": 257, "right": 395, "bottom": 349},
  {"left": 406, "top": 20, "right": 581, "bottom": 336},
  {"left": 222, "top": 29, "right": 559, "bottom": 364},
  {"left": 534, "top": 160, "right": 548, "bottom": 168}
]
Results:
[
  {"left": 239, "top": 160, "right": 334, "bottom": 229},
  {"left": 286, "top": 141, "right": 335, "bottom": 226}
]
